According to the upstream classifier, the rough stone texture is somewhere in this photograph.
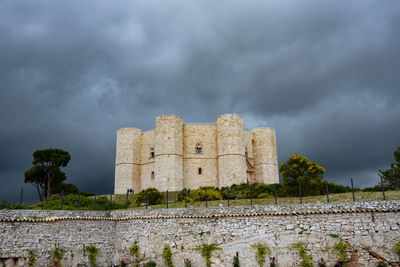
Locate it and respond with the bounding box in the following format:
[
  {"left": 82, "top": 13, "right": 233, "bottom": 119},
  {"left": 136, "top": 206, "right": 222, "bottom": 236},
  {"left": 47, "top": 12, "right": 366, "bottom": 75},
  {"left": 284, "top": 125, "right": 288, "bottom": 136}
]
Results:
[
  {"left": 252, "top": 127, "right": 279, "bottom": 184},
  {"left": 114, "top": 128, "right": 142, "bottom": 193},
  {"left": 140, "top": 130, "right": 156, "bottom": 189},
  {"left": 155, "top": 115, "right": 184, "bottom": 192},
  {"left": 183, "top": 124, "right": 218, "bottom": 188},
  {"left": 1, "top": 201, "right": 400, "bottom": 266},
  {"left": 115, "top": 114, "right": 279, "bottom": 193},
  {"left": 217, "top": 114, "right": 247, "bottom": 187}
]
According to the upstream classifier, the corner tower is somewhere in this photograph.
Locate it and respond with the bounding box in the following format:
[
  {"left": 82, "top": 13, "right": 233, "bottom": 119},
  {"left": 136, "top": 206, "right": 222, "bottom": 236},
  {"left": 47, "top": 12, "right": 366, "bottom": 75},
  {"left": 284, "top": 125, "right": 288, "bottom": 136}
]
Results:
[
  {"left": 114, "top": 128, "right": 142, "bottom": 194},
  {"left": 155, "top": 115, "right": 184, "bottom": 191},
  {"left": 252, "top": 127, "right": 279, "bottom": 184},
  {"left": 217, "top": 114, "right": 247, "bottom": 187}
]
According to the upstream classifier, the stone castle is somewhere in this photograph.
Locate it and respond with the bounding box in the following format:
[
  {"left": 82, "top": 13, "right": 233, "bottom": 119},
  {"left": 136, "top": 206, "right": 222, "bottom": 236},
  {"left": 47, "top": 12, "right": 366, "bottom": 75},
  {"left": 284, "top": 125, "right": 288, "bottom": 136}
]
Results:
[{"left": 114, "top": 114, "right": 278, "bottom": 193}]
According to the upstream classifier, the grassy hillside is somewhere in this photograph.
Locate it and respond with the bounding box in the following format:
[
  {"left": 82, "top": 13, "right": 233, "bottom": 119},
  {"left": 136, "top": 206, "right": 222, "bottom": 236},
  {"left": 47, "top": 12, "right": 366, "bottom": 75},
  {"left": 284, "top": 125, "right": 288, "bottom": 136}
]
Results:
[{"left": 109, "top": 190, "right": 400, "bottom": 210}]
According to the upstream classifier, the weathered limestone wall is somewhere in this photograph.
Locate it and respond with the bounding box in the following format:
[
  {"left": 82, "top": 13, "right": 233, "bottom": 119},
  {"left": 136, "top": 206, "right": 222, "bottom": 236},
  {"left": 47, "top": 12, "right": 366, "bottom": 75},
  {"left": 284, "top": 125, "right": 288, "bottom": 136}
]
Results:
[
  {"left": 140, "top": 130, "right": 155, "bottom": 190},
  {"left": 114, "top": 128, "right": 142, "bottom": 194},
  {"left": 155, "top": 115, "right": 184, "bottom": 191},
  {"left": 114, "top": 114, "right": 279, "bottom": 193},
  {"left": 217, "top": 114, "right": 247, "bottom": 187},
  {"left": 244, "top": 131, "right": 256, "bottom": 183},
  {"left": 252, "top": 127, "right": 279, "bottom": 184},
  {"left": 183, "top": 124, "right": 218, "bottom": 189},
  {"left": 1, "top": 201, "right": 400, "bottom": 267}
]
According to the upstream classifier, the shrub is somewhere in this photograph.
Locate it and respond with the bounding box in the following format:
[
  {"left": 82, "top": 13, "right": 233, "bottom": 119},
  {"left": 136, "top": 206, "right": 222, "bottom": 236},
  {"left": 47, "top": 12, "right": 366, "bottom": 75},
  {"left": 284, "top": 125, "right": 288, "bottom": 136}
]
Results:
[
  {"left": 251, "top": 242, "right": 271, "bottom": 267},
  {"left": 162, "top": 244, "right": 174, "bottom": 267},
  {"left": 135, "top": 188, "right": 163, "bottom": 206},
  {"left": 0, "top": 199, "right": 12, "bottom": 209},
  {"left": 189, "top": 187, "right": 222, "bottom": 202},
  {"left": 36, "top": 194, "right": 123, "bottom": 210},
  {"left": 145, "top": 261, "right": 156, "bottom": 267}
]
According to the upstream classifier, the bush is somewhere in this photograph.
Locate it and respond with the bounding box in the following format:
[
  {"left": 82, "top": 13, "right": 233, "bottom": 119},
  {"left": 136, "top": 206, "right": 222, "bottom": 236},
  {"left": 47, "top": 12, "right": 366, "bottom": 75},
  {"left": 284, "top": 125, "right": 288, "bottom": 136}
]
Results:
[
  {"left": 36, "top": 194, "right": 123, "bottom": 210},
  {"left": 135, "top": 188, "right": 164, "bottom": 206},
  {"left": 145, "top": 261, "right": 156, "bottom": 267},
  {"left": 0, "top": 199, "right": 12, "bottom": 209},
  {"left": 189, "top": 187, "right": 222, "bottom": 202}
]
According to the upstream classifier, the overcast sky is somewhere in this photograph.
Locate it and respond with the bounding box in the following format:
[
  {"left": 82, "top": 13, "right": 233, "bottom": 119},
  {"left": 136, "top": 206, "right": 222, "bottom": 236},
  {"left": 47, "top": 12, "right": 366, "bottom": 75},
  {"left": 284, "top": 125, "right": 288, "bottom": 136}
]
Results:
[{"left": 1, "top": 0, "right": 399, "bottom": 203}]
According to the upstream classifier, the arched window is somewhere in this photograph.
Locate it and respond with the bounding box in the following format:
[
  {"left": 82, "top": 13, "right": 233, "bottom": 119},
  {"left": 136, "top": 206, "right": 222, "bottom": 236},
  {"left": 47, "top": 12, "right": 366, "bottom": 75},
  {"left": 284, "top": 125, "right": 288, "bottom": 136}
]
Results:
[
  {"left": 195, "top": 143, "right": 202, "bottom": 154},
  {"left": 198, "top": 167, "right": 202, "bottom": 175},
  {"left": 151, "top": 171, "right": 155, "bottom": 180},
  {"left": 150, "top": 148, "right": 155, "bottom": 158}
]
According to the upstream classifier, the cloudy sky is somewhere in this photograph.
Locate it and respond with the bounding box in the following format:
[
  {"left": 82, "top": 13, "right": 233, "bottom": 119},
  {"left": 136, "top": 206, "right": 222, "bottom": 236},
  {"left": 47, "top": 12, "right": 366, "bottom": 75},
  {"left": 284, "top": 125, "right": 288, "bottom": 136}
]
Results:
[{"left": 1, "top": 0, "right": 399, "bottom": 203}]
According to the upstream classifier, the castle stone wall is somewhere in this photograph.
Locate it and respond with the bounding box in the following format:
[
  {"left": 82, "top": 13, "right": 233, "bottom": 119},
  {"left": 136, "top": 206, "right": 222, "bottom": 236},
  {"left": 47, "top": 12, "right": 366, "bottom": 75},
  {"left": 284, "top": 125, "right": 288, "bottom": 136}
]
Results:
[
  {"left": 155, "top": 115, "right": 183, "bottom": 191},
  {"left": 252, "top": 127, "right": 279, "bottom": 184},
  {"left": 115, "top": 128, "right": 142, "bottom": 194},
  {"left": 114, "top": 114, "right": 278, "bottom": 193},
  {"left": 140, "top": 130, "right": 155, "bottom": 189},
  {"left": 183, "top": 124, "right": 218, "bottom": 189},
  {"left": 217, "top": 114, "right": 247, "bottom": 187},
  {"left": 1, "top": 201, "right": 400, "bottom": 267}
]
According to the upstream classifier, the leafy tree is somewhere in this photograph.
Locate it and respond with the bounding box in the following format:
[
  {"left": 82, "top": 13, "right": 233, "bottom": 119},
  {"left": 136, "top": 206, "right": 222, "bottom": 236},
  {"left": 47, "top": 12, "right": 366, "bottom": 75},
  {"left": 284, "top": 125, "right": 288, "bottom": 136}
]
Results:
[
  {"left": 24, "top": 148, "right": 71, "bottom": 200},
  {"left": 379, "top": 146, "right": 400, "bottom": 190},
  {"left": 279, "top": 154, "right": 326, "bottom": 196}
]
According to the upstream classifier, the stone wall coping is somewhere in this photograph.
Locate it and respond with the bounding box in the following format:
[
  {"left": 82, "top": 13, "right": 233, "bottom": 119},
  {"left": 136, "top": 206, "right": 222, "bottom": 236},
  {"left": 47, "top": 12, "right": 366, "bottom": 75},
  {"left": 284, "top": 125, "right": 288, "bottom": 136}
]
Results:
[{"left": 1, "top": 200, "right": 399, "bottom": 223}]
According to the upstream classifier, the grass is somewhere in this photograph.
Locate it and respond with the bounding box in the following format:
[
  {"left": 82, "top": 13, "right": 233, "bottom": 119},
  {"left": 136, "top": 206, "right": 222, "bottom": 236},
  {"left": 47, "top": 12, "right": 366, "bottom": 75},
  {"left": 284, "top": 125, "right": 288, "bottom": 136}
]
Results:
[{"left": 108, "top": 190, "right": 400, "bottom": 210}]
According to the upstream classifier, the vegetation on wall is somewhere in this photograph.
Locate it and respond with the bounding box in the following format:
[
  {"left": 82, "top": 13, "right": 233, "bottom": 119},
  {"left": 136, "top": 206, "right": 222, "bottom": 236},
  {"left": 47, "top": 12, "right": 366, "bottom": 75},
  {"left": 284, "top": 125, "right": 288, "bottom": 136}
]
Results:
[
  {"left": 145, "top": 261, "right": 156, "bottom": 267},
  {"left": 333, "top": 239, "right": 349, "bottom": 267},
  {"left": 291, "top": 242, "right": 313, "bottom": 267},
  {"left": 162, "top": 244, "right": 174, "bottom": 267},
  {"left": 28, "top": 250, "right": 36, "bottom": 267},
  {"left": 195, "top": 243, "right": 222, "bottom": 267},
  {"left": 251, "top": 242, "right": 271, "bottom": 267},
  {"left": 393, "top": 242, "right": 400, "bottom": 259},
  {"left": 83, "top": 245, "right": 99, "bottom": 267},
  {"left": 233, "top": 252, "right": 240, "bottom": 267},
  {"left": 52, "top": 248, "right": 63, "bottom": 267},
  {"left": 130, "top": 240, "right": 140, "bottom": 267}
]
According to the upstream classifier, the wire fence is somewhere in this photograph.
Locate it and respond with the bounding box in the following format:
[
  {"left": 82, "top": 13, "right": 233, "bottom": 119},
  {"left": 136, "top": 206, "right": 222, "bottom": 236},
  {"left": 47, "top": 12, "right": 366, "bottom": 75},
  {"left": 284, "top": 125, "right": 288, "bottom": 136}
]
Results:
[{"left": 10, "top": 177, "right": 399, "bottom": 211}]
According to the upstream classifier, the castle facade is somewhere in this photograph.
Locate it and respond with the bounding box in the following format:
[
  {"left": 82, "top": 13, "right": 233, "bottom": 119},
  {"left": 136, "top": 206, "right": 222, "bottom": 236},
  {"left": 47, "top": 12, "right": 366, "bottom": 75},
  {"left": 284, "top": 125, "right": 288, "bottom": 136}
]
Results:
[{"left": 114, "top": 114, "right": 278, "bottom": 193}]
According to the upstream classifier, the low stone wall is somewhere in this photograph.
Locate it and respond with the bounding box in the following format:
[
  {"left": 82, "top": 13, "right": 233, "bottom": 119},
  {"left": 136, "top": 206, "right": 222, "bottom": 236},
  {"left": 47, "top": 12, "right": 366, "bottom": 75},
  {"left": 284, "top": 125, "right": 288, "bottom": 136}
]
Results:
[{"left": 1, "top": 201, "right": 400, "bottom": 266}]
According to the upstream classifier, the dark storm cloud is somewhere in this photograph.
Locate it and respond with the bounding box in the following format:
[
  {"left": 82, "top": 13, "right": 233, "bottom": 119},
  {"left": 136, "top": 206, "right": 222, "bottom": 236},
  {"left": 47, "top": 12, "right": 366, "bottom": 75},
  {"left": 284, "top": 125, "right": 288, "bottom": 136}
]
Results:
[{"left": 0, "top": 0, "right": 399, "bottom": 202}]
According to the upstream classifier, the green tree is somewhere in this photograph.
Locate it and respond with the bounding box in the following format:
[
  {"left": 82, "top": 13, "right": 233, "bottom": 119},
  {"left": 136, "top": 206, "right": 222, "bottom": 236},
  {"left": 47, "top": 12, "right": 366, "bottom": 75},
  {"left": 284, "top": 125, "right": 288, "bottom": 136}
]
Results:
[
  {"left": 279, "top": 154, "right": 326, "bottom": 196},
  {"left": 24, "top": 148, "right": 71, "bottom": 200},
  {"left": 379, "top": 146, "right": 400, "bottom": 190}
]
